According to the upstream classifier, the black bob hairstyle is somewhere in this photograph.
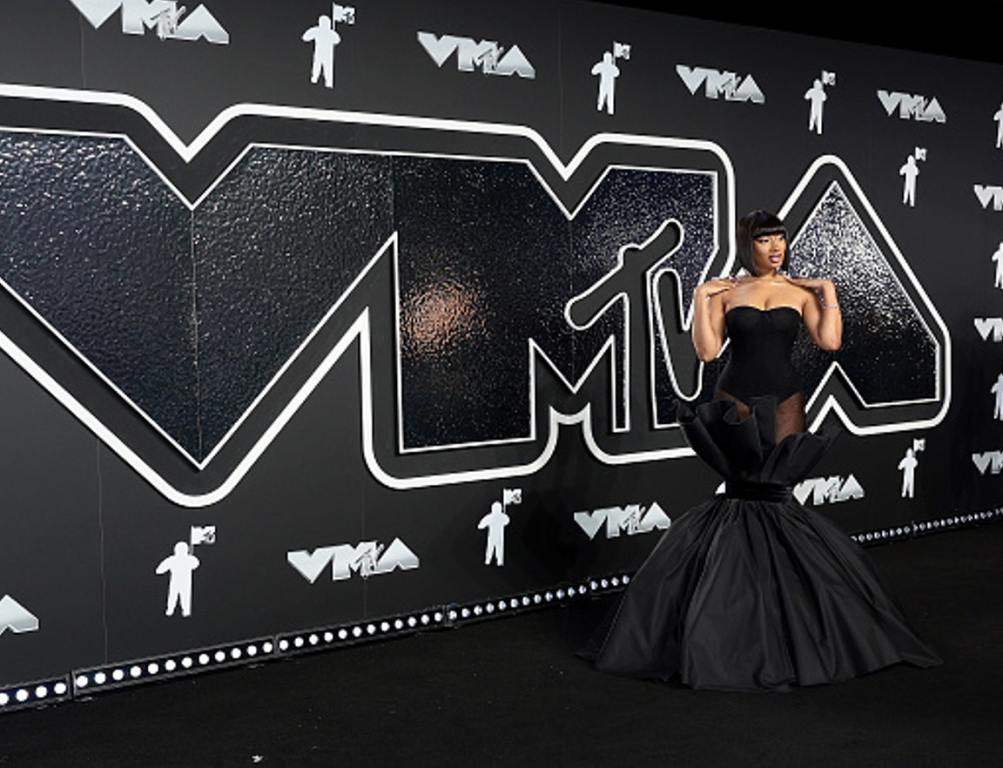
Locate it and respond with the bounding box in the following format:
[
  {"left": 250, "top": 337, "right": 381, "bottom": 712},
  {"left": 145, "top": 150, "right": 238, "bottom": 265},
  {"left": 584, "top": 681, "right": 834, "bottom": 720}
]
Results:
[{"left": 737, "top": 210, "right": 789, "bottom": 276}]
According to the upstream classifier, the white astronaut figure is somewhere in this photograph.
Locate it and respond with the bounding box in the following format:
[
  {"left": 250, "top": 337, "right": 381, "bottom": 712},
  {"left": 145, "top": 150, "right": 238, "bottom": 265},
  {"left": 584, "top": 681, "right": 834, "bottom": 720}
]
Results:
[
  {"left": 591, "top": 51, "right": 620, "bottom": 115},
  {"left": 899, "top": 155, "right": 920, "bottom": 207},
  {"left": 991, "top": 372, "right": 1003, "bottom": 421},
  {"left": 804, "top": 78, "right": 827, "bottom": 134},
  {"left": 992, "top": 243, "right": 1003, "bottom": 290},
  {"left": 156, "top": 541, "right": 200, "bottom": 618},
  {"left": 478, "top": 501, "right": 511, "bottom": 566},
  {"left": 303, "top": 15, "right": 341, "bottom": 89},
  {"left": 897, "top": 447, "right": 919, "bottom": 499}
]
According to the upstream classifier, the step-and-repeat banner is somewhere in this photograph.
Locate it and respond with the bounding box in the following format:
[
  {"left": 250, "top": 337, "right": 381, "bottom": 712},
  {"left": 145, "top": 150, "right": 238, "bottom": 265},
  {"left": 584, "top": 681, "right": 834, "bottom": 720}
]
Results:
[{"left": 0, "top": 0, "right": 999, "bottom": 699}]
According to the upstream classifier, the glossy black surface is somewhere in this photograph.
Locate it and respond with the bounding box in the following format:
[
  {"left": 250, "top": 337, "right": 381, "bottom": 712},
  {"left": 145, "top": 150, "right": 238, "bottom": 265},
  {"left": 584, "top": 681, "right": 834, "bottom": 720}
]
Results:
[{"left": 0, "top": 132, "right": 198, "bottom": 453}]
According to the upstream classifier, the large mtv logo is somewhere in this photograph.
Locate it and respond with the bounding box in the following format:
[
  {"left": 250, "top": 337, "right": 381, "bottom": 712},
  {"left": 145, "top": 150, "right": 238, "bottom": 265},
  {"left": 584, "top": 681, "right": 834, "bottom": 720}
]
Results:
[
  {"left": 68, "top": 0, "right": 229, "bottom": 43},
  {"left": 0, "top": 96, "right": 951, "bottom": 502}
]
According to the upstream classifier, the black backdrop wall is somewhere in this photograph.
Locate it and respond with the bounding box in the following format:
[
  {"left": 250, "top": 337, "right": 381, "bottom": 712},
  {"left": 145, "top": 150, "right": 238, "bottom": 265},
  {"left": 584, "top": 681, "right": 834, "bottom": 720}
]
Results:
[{"left": 0, "top": 0, "right": 999, "bottom": 705}]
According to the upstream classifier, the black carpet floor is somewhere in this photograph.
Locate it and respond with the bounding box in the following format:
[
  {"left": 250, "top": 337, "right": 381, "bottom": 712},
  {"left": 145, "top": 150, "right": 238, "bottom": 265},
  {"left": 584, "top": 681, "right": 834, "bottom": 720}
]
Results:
[{"left": 1, "top": 521, "right": 1000, "bottom": 768}]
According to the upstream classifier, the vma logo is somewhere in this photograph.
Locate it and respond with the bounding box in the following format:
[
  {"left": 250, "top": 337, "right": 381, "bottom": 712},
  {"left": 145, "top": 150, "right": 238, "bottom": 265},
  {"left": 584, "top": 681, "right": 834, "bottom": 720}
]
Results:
[
  {"left": 574, "top": 502, "right": 670, "bottom": 540},
  {"left": 972, "top": 450, "right": 1003, "bottom": 475},
  {"left": 676, "top": 65, "right": 765, "bottom": 103},
  {"left": 877, "top": 91, "right": 946, "bottom": 123},
  {"left": 417, "top": 31, "right": 535, "bottom": 78},
  {"left": 794, "top": 474, "right": 865, "bottom": 505},
  {"left": 974, "top": 185, "right": 1003, "bottom": 211},
  {"left": 975, "top": 317, "right": 1003, "bottom": 341},
  {"left": 287, "top": 538, "right": 419, "bottom": 583},
  {"left": 0, "top": 595, "right": 39, "bottom": 637},
  {"left": 69, "top": 0, "right": 229, "bottom": 44}
]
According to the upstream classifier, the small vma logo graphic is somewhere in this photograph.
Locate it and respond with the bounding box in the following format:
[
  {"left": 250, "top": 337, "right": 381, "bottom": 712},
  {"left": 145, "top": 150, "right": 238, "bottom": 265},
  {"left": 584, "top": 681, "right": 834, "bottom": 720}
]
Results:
[
  {"left": 877, "top": 90, "right": 946, "bottom": 123},
  {"left": 974, "top": 317, "right": 1003, "bottom": 342},
  {"left": 574, "top": 502, "right": 670, "bottom": 540},
  {"left": 794, "top": 474, "right": 864, "bottom": 505},
  {"left": 676, "top": 64, "right": 765, "bottom": 103},
  {"left": 972, "top": 450, "right": 1003, "bottom": 476},
  {"left": 0, "top": 595, "right": 39, "bottom": 637},
  {"left": 973, "top": 184, "right": 1003, "bottom": 212},
  {"left": 417, "top": 31, "right": 535, "bottom": 79},
  {"left": 288, "top": 538, "right": 420, "bottom": 583},
  {"left": 69, "top": 0, "right": 229, "bottom": 44}
]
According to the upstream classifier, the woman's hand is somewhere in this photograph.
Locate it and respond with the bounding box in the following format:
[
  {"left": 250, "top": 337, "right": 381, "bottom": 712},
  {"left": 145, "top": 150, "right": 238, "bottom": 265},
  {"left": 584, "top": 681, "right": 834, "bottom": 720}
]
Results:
[
  {"left": 782, "top": 275, "right": 833, "bottom": 293},
  {"left": 696, "top": 276, "right": 739, "bottom": 299}
]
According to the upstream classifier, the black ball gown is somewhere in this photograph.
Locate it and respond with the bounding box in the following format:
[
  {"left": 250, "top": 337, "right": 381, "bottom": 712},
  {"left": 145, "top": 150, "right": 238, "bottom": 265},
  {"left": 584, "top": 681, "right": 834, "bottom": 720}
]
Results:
[{"left": 580, "top": 305, "right": 943, "bottom": 692}]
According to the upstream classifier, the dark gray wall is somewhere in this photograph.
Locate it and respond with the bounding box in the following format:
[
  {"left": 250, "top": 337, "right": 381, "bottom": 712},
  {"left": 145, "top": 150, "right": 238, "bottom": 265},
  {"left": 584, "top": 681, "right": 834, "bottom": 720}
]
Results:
[{"left": 0, "top": 0, "right": 998, "bottom": 689}]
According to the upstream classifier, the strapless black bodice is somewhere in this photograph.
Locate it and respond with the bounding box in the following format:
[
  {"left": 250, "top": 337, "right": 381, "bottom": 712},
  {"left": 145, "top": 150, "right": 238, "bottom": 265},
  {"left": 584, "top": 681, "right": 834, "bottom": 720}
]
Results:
[{"left": 716, "top": 305, "right": 802, "bottom": 402}]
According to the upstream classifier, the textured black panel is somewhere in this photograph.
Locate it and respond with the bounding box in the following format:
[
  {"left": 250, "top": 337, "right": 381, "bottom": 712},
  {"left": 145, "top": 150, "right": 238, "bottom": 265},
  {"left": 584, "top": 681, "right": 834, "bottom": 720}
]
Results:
[
  {"left": 395, "top": 156, "right": 572, "bottom": 448},
  {"left": 791, "top": 183, "right": 937, "bottom": 402},
  {"left": 0, "top": 132, "right": 198, "bottom": 454},
  {"left": 194, "top": 147, "right": 394, "bottom": 453},
  {"left": 568, "top": 169, "right": 717, "bottom": 425},
  {"left": 397, "top": 158, "right": 718, "bottom": 447}
]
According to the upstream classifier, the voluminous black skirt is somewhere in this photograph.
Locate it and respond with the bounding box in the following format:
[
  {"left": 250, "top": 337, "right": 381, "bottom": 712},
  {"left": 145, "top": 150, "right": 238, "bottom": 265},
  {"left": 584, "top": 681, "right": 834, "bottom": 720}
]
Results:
[{"left": 580, "top": 396, "right": 943, "bottom": 692}]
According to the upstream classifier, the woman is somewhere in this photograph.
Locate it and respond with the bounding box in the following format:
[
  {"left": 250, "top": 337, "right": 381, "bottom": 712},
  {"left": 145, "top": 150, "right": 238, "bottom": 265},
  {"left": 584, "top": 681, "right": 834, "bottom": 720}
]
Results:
[
  {"left": 581, "top": 210, "right": 942, "bottom": 692},
  {"left": 694, "top": 209, "right": 840, "bottom": 444}
]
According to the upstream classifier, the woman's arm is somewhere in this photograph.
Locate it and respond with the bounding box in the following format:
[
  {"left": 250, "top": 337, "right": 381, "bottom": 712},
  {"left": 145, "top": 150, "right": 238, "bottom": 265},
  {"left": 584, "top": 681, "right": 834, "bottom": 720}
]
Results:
[
  {"left": 691, "top": 278, "right": 735, "bottom": 362},
  {"left": 793, "top": 278, "right": 842, "bottom": 351}
]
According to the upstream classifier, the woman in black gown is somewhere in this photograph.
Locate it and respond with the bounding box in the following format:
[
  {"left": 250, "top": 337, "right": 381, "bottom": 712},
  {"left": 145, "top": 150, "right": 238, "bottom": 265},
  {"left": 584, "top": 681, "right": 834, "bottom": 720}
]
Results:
[{"left": 581, "top": 210, "right": 943, "bottom": 692}]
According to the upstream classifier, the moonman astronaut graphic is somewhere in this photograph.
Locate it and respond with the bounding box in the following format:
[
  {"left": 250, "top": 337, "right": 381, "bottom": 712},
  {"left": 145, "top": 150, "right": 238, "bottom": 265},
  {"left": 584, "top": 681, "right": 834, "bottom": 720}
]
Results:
[
  {"left": 992, "top": 243, "right": 1003, "bottom": 289},
  {"left": 991, "top": 372, "right": 1003, "bottom": 420},
  {"left": 303, "top": 15, "right": 341, "bottom": 89},
  {"left": 591, "top": 51, "right": 620, "bottom": 115},
  {"left": 479, "top": 501, "right": 511, "bottom": 566},
  {"left": 805, "top": 78, "right": 827, "bottom": 134},
  {"left": 899, "top": 155, "right": 919, "bottom": 207},
  {"left": 994, "top": 101, "right": 1003, "bottom": 149},
  {"left": 156, "top": 541, "right": 200, "bottom": 617},
  {"left": 897, "top": 447, "right": 919, "bottom": 499}
]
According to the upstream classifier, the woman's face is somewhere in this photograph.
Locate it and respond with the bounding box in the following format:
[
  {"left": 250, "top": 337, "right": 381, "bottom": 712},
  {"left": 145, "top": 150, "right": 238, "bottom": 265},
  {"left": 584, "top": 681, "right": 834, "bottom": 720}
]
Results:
[{"left": 751, "top": 233, "right": 786, "bottom": 275}]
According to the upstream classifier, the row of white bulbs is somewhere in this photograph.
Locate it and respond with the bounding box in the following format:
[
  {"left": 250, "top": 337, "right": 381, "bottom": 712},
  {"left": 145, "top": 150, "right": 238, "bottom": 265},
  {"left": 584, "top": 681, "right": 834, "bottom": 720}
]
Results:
[
  {"left": 0, "top": 681, "right": 69, "bottom": 707},
  {"left": 278, "top": 611, "right": 445, "bottom": 651},
  {"left": 3, "top": 510, "right": 998, "bottom": 711},
  {"left": 851, "top": 509, "right": 1001, "bottom": 543},
  {"left": 74, "top": 641, "right": 277, "bottom": 692}
]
